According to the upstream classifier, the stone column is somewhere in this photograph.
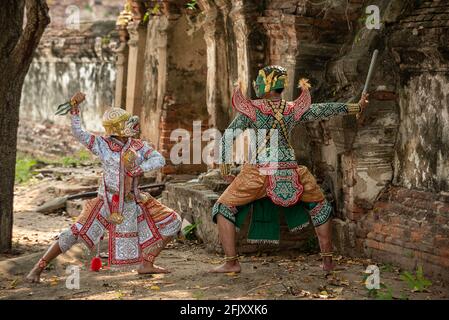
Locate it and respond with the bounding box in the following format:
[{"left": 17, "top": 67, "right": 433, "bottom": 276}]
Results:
[
  {"left": 200, "top": 0, "right": 232, "bottom": 131},
  {"left": 114, "top": 27, "right": 129, "bottom": 108},
  {"left": 229, "top": 0, "right": 266, "bottom": 97},
  {"left": 125, "top": 21, "right": 147, "bottom": 116}
]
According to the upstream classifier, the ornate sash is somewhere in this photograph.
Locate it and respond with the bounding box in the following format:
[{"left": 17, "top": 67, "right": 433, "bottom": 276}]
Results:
[
  {"left": 266, "top": 167, "right": 304, "bottom": 207},
  {"left": 102, "top": 138, "right": 132, "bottom": 225}
]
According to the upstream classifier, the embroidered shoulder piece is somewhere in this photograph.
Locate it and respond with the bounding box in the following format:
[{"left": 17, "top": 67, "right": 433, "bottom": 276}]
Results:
[
  {"left": 101, "top": 137, "right": 122, "bottom": 152},
  {"left": 231, "top": 87, "right": 275, "bottom": 121},
  {"left": 140, "top": 140, "right": 155, "bottom": 159},
  {"left": 130, "top": 138, "right": 144, "bottom": 151},
  {"left": 232, "top": 87, "right": 257, "bottom": 121},
  {"left": 284, "top": 85, "right": 312, "bottom": 121}
]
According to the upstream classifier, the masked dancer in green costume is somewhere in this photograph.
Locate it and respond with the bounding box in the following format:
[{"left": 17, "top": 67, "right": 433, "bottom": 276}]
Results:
[{"left": 209, "top": 65, "right": 369, "bottom": 273}]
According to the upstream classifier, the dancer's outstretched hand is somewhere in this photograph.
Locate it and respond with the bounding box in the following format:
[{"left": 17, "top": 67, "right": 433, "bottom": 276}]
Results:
[
  {"left": 358, "top": 93, "right": 369, "bottom": 112},
  {"left": 71, "top": 92, "right": 86, "bottom": 107}
]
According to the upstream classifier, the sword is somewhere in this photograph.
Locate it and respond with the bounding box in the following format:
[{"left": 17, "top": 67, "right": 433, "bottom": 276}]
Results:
[{"left": 346, "top": 49, "right": 379, "bottom": 104}]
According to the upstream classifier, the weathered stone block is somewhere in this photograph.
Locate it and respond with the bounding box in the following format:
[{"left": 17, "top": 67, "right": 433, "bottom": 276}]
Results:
[{"left": 162, "top": 181, "right": 319, "bottom": 254}]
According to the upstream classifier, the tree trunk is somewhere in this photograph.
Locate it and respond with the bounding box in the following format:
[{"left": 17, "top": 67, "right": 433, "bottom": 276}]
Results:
[{"left": 0, "top": 0, "right": 50, "bottom": 252}]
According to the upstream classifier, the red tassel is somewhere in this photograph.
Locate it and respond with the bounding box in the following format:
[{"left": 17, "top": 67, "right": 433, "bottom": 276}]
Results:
[
  {"left": 112, "top": 194, "right": 119, "bottom": 203},
  {"left": 90, "top": 257, "right": 102, "bottom": 272},
  {"left": 111, "top": 194, "right": 120, "bottom": 214}
]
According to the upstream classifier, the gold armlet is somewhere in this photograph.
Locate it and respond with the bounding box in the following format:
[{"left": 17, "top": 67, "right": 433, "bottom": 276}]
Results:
[
  {"left": 223, "top": 255, "right": 239, "bottom": 262},
  {"left": 220, "top": 163, "right": 232, "bottom": 177},
  {"left": 346, "top": 103, "right": 361, "bottom": 114},
  {"left": 320, "top": 252, "right": 333, "bottom": 258}
]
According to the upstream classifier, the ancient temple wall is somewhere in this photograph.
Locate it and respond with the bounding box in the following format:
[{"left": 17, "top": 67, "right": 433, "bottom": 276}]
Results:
[
  {"left": 19, "top": 1, "right": 121, "bottom": 132},
  {"left": 20, "top": 22, "right": 118, "bottom": 132},
  {"left": 139, "top": 11, "right": 209, "bottom": 174},
  {"left": 395, "top": 74, "right": 449, "bottom": 192},
  {"left": 117, "top": 0, "right": 448, "bottom": 279},
  {"left": 333, "top": 0, "right": 449, "bottom": 280}
]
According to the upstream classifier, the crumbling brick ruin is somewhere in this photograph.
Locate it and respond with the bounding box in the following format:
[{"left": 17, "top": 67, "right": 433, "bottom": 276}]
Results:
[{"left": 20, "top": 0, "right": 449, "bottom": 280}]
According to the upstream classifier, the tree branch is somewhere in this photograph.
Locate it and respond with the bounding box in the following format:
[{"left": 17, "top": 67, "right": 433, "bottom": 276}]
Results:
[{"left": 11, "top": 0, "right": 50, "bottom": 74}]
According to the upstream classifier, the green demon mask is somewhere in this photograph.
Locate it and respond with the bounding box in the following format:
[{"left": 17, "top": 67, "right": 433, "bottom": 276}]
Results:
[{"left": 252, "top": 65, "right": 288, "bottom": 98}]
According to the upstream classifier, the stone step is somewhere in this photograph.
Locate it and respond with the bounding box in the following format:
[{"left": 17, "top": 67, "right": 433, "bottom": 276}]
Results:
[{"left": 54, "top": 184, "right": 97, "bottom": 197}]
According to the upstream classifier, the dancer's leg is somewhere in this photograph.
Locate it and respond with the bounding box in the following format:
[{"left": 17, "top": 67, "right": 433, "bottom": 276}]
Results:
[
  {"left": 314, "top": 219, "right": 334, "bottom": 271},
  {"left": 208, "top": 214, "right": 241, "bottom": 273},
  {"left": 26, "top": 241, "right": 62, "bottom": 283},
  {"left": 137, "top": 236, "right": 173, "bottom": 274}
]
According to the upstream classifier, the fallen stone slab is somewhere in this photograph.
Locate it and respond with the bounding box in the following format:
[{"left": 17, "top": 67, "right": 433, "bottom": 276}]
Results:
[
  {"left": 35, "top": 197, "right": 68, "bottom": 214},
  {"left": 54, "top": 184, "right": 97, "bottom": 197}
]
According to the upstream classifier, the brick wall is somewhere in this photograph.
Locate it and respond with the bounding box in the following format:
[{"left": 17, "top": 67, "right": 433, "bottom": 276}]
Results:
[
  {"left": 359, "top": 187, "right": 449, "bottom": 280},
  {"left": 158, "top": 104, "right": 209, "bottom": 175}
]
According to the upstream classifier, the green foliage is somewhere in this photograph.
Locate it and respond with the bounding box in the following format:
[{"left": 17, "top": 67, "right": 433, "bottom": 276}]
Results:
[
  {"left": 192, "top": 290, "right": 205, "bottom": 299},
  {"left": 185, "top": 0, "right": 198, "bottom": 11},
  {"left": 60, "top": 150, "right": 92, "bottom": 167},
  {"left": 143, "top": 2, "right": 161, "bottom": 23},
  {"left": 400, "top": 266, "right": 432, "bottom": 292},
  {"left": 151, "top": 4, "right": 161, "bottom": 15},
  {"left": 84, "top": 4, "right": 93, "bottom": 12},
  {"left": 143, "top": 12, "right": 150, "bottom": 24},
  {"left": 364, "top": 280, "right": 395, "bottom": 300},
  {"left": 182, "top": 220, "right": 201, "bottom": 240},
  {"left": 15, "top": 157, "right": 38, "bottom": 184},
  {"left": 375, "top": 284, "right": 394, "bottom": 300},
  {"left": 380, "top": 263, "right": 395, "bottom": 273}
]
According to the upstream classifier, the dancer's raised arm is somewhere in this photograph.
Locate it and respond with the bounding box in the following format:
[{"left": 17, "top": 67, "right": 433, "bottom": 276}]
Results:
[{"left": 69, "top": 92, "right": 102, "bottom": 156}]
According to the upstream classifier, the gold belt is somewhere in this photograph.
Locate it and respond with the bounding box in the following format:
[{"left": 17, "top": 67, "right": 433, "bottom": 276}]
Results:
[{"left": 124, "top": 193, "right": 135, "bottom": 202}]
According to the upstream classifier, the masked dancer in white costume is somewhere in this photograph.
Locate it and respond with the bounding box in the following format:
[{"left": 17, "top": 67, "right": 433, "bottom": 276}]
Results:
[{"left": 27, "top": 92, "right": 181, "bottom": 283}]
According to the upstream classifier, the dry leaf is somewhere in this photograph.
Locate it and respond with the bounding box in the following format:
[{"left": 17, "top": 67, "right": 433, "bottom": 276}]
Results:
[
  {"left": 297, "top": 290, "right": 311, "bottom": 297},
  {"left": 319, "top": 291, "right": 330, "bottom": 299},
  {"left": 9, "top": 278, "right": 19, "bottom": 289},
  {"left": 50, "top": 278, "right": 59, "bottom": 286},
  {"left": 333, "top": 287, "right": 344, "bottom": 295}
]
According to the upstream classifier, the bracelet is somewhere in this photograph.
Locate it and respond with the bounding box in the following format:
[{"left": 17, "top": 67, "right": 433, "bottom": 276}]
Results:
[
  {"left": 38, "top": 258, "right": 48, "bottom": 269},
  {"left": 346, "top": 103, "right": 362, "bottom": 114},
  {"left": 220, "top": 163, "right": 232, "bottom": 177},
  {"left": 319, "top": 252, "right": 333, "bottom": 258},
  {"left": 144, "top": 253, "right": 156, "bottom": 263},
  {"left": 223, "top": 255, "right": 239, "bottom": 262}
]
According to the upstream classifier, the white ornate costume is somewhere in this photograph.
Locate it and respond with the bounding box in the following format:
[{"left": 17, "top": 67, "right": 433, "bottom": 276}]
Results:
[{"left": 58, "top": 111, "right": 181, "bottom": 270}]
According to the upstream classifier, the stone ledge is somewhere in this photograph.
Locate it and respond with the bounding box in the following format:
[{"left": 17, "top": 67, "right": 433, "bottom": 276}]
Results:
[{"left": 161, "top": 181, "right": 317, "bottom": 254}]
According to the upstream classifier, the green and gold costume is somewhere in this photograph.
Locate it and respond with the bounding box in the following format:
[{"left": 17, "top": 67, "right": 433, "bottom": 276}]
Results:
[{"left": 212, "top": 65, "right": 361, "bottom": 244}]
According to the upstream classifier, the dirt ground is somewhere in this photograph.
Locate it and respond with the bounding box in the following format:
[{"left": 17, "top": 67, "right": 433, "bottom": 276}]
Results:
[{"left": 1, "top": 175, "right": 448, "bottom": 300}]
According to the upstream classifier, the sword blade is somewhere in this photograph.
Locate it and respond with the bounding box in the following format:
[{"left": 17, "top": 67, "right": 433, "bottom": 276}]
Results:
[{"left": 346, "top": 49, "right": 379, "bottom": 103}]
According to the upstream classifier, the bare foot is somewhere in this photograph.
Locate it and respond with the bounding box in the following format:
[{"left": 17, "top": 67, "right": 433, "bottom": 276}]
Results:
[
  {"left": 137, "top": 264, "right": 170, "bottom": 274},
  {"left": 321, "top": 257, "right": 335, "bottom": 272},
  {"left": 26, "top": 265, "right": 44, "bottom": 283},
  {"left": 208, "top": 261, "right": 241, "bottom": 273}
]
